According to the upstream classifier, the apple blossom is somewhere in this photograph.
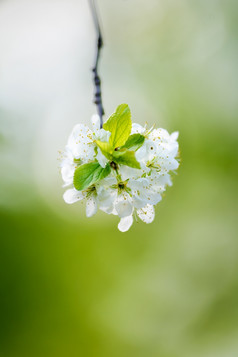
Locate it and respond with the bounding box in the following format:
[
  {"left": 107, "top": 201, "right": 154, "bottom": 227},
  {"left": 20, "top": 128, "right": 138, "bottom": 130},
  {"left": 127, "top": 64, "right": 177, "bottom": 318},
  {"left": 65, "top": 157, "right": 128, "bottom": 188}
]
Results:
[{"left": 60, "top": 104, "right": 179, "bottom": 232}]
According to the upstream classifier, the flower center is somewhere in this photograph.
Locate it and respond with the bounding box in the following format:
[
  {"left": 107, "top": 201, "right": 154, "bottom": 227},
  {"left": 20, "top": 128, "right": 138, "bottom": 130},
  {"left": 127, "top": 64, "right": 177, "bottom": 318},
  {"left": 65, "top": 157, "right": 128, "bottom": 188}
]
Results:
[
  {"left": 110, "top": 161, "right": 118, "bottom": 170},
  {"left": 118, "top": 182, "right": 126, "bottom": 190},
  {"left": 85, "top": 185, "right": 96, "bottom": 197}
]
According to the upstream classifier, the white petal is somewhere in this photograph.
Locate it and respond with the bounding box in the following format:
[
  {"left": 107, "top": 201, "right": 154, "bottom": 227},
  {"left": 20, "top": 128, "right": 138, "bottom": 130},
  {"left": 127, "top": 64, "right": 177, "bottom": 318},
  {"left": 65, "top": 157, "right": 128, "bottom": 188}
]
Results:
[
  {"left": 118, "top": 215, "right": 133, "bottom": 232},
  {"left": 63, "top": 188, "right": 84, "bottom": 204},
  {"left": 135, "top": 144, "right": 147, "bottom": 161},
  {"left": 91, "top": 114, "right": 101, "bottom": 131},
  {"left": 131, "top": 123, "right": 146, "bottom": 134},
  {"left": 96, "top": 128, "right": 110, "bottom": 142},
  {"left": 136, "top": 140, "right": 156, "bottom": 163},
  {"left": 61, "top": 165, "right": 74, "bottom": 187},
  {"left": 61, "top": 145, "right": 74, "bottom": 165},
  {"left": 73, "top": 143, "right": 95, "bottom": 163},
  {"left": 115, "top": 193, "right": 133, "bottom": 218},
  {"left": 149, "top": 128, "right": 170, "bottom": 142},
  {"left": 137, "top": 204, "right": 155, "bottom": 224},
  {"left": 132, "top": 195, "right": 147, "bottom": 209},
  {"left": 100, "top": 206, "right": 118, "bottom": 215},
  {"left": 149, "top": 172, "right": 172, "bottom": 187},
  {"left": 165, "top": 158, "right": 179, "bottom": 171},
  {"left": 171, "top": 131, "right": 179, "bottom": 141},
  {"left": 127, "top": 178, "right": 149, "bottom": 191},
  {"left": 144, "top": 191, "right": 162, "bottom": 205},
  {"left": 120, "top": 165, "right": 142, "bottom": 181},
  {"left": 86, "top": 195, "right": 98, "bottom": 217},
  {"left": 145, "top": 140, "right": 157, "bottom": 161},
  {"left": 96, "top": 149, "right": 108, "bottom": 168},
  {"left": 98, "top": 176, "right": 117, "bottom": 188},
  {"left": 68, "top": 124, "right": 92, "bottom": 147},
  {"left": 97, "top": 189, "right": 117, "bottom": 214},
  {"left": 169, "top": 143, "right": 179, "bottom": 157},
  {"left": 67, "top": 123, "right": 95, "bottom": 162}
]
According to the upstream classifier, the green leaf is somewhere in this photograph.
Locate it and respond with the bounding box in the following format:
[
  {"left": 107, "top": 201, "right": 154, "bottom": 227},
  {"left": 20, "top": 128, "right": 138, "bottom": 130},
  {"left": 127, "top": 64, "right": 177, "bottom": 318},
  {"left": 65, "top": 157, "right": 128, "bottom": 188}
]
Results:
[
  {"left": 73, "top": 162, "right": 111, "bottom": 191},
  {"left": 113, "top": 149, "right": 141, "bottom": 169},
  {"left": 103, "top": 104, "right": 132, "bottom": 148},
  {"left": 95, "top": 140, "right": 113, "bottom": 160},
  {"left": 122, "top": 133, "right": 145, "bottom": 151}
]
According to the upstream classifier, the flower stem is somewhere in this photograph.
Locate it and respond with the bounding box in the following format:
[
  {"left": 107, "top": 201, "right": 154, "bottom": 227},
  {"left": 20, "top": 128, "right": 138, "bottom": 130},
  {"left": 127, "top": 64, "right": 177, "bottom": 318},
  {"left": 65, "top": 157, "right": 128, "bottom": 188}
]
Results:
[{"left": 88, "top": 0, "right": 104, "bottom": 128}]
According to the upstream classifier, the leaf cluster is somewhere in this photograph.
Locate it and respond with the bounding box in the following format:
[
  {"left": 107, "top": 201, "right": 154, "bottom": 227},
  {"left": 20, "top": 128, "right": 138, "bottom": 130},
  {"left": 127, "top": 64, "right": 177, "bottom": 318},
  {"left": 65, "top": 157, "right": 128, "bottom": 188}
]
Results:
[{"left": 74, "top": 104, "right": 145, "bottom": 191}]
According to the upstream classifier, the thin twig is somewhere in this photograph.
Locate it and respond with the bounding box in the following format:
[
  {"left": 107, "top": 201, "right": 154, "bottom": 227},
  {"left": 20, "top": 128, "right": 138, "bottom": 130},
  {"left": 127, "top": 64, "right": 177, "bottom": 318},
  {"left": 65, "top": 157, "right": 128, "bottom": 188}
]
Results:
[{"left": 88, "top": 0, "right": 104, "bottom": 128}]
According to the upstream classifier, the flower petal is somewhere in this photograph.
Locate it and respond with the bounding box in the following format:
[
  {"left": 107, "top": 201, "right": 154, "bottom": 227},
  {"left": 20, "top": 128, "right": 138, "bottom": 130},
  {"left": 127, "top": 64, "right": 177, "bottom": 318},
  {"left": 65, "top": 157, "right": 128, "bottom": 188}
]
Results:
[
  {"left": 137, "top": 204, "right": 155, "bottom": 224},
  {"left": 96, "top": 149, "right": 108, "bottom": 168},
  {"left": 120, "top": 166, "right": 142, "bottom": 181},
  {"left": 115, "top": 193, "right": 133, "bottom": 218},
  {"left": 143, "top": 191, "right": 162, "bottom": 205},
  {"left": 132, "top": 195, "right": 147, "bottom": 209},
  {"left": 86, "top": 195, "right": 98, "bottom": 217},
  {"left": 118, "top": 215, "right": 133, "bottom": 232},
  {"left": 91, "top": 114, "right": 101, "bottom": 131},
  {"left": 63, "top": 188, "right": 84, "bottom": 204},
  {"left": 61, "top": 165, "right": 74, "bottom": 187},
  {"left": 67, "top": 124, "right": 95, "bottom": 162},
  {"left": 97, "top": 188, "right": 117, "bottom": 214},
  {"left": 127, "top": 178, "right": 149, "bottom": 191},
  {"left": 171, "top": 131, "right": 179, "bottom": 141},
  {"left": 131, "top": 123, "right": 146, "bottom": 134}
]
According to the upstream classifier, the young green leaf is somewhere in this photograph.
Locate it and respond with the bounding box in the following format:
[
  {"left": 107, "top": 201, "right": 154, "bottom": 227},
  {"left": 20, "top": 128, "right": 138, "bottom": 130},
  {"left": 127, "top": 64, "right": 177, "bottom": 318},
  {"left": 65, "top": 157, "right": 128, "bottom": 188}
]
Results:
[
  {"left": 122, "top": 133, "right": 145, "bottom": 151},
  {"left": 74, "top": 162, "right": 111, "bottom": 191},
  {"left": 113, "top": 149, "right": 141, "bottom": 169},
  {"left": 103, "top": 104, "right": 132, "bottom": 148},
  {"left": 95, "top": 140, "right": 113, "bottom": 160}
]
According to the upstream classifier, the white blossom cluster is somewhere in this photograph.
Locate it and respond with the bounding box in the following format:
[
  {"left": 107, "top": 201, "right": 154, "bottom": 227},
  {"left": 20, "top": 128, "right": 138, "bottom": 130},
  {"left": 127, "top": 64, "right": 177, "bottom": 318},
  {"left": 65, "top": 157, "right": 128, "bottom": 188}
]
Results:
[{"left": 60, "top": 110, "right": 179, "bottom": 232}]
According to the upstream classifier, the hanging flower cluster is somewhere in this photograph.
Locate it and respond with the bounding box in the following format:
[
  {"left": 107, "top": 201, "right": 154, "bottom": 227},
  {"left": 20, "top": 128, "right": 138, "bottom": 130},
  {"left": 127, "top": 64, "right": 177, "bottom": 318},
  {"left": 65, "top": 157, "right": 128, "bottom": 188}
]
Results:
[{"left": 60, "top": 104, "right": 179, "bottom": 232}]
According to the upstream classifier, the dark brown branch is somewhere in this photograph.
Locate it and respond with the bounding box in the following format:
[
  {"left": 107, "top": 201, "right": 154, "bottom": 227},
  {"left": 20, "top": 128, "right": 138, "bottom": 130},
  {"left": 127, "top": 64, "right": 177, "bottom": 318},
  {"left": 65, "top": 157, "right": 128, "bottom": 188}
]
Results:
[{"left": 88, "top": 0, "right": 104, "bottom": 128}]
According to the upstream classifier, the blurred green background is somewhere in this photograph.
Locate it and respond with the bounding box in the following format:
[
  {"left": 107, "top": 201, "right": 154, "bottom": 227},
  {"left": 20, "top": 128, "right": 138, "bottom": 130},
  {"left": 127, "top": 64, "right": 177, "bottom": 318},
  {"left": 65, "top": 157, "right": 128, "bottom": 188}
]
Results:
[{"left": 0, "top": 0, "right": 238, "bottom": 356}]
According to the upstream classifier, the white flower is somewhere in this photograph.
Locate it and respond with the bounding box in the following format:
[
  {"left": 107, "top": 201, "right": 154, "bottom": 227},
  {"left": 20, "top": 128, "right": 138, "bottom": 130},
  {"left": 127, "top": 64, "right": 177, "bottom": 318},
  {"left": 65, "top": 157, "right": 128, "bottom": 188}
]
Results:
[
  {"left": 137, "top": 204, "right": 155, "bottom": 224},
  {"left": 67, "top": 124, "right": 95, "bottom": 161},
  {"left": 131, "top": 123, "right": 146, "bottom": 135},
  {"left": 117, "top": 204, "right": 155, "bottom": 233},
  {"left": 60, "top": 110, "right": 180, "bottom": 232},
  {"left": 136, "top": 129, "right": 179, "bottom": 174},
  {"left": 60, "top": 115, "right": 110, "bottom": 187},
  {"left": 63, "top": 187, "right": 98, "bottom": 217}
]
